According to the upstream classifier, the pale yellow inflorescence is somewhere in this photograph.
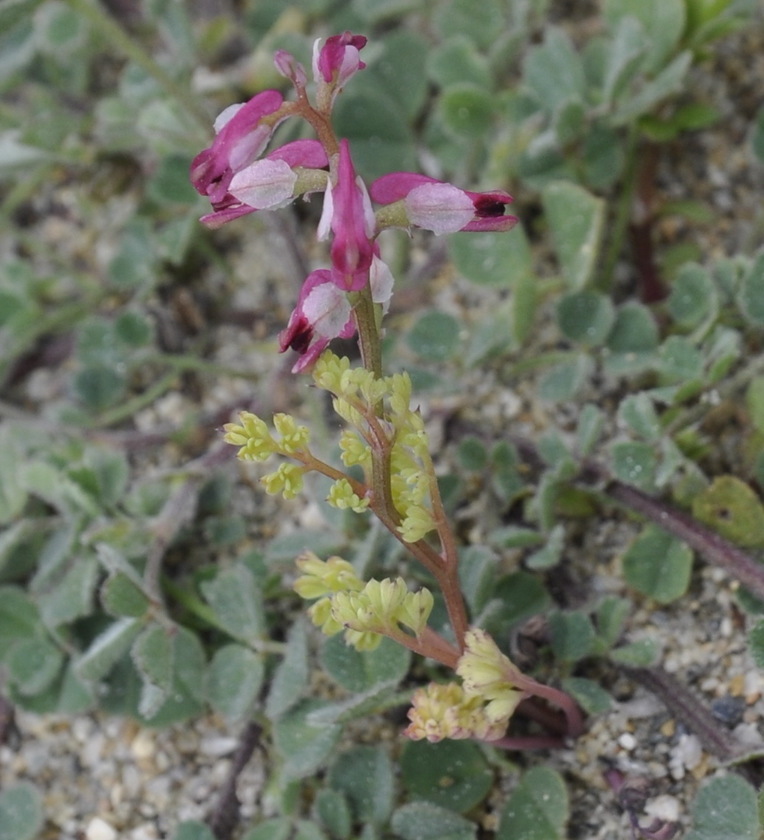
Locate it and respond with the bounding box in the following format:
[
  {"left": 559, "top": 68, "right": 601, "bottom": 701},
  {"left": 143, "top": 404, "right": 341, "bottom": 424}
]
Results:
[
  {"left": 404, "top": 628, "right": 525, "bottom": 742},
  {"left": 293, "top": 553, "right": 434, "bottom": 652}
]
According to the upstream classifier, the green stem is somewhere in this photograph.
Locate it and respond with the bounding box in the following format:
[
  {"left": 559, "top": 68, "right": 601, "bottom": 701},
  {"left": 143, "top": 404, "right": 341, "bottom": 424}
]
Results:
[
  {"left": 597, "top": 122, "right": 639, "bottom": 292},
  {"left": 66, "top": 0, "right": 210, "bottom": 134},
  {"left": 352, "top": 285, "right": 383, "bottom": 379}
]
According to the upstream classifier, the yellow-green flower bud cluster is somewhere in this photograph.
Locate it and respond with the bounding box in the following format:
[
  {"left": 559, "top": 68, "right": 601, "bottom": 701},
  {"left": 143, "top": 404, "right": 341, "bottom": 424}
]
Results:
[
  {"left": 331, "top": 577, "right": 433, "bottom": 637},
  {"left": 327, "top": 478, "right": 370, "bottom": 513},
  {"left": 224, "top": 411, "right": 310, "bottom": 460},
  {"left": 312, "top": 352, "right": 437, "bottom": 543},
  {"left": 456, "top": 628, "right": 525, "bottom": 724},
  {"left": 403, "top": 682, "right": 509, "bottom": 742},
  {"left": 222, "top": 411, "right": 311, "bottom": 500},
  {"left": 293, "top": 553, "right": 434, "bottom": 652},
  {"left": 404, "top": 628, "right": 524, "bottom": 743}
]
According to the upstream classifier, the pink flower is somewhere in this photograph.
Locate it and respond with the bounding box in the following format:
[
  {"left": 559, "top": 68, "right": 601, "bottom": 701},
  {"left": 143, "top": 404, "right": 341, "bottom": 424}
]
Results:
[
  {"left": 190, "top": 90, "right": 285, "bottom": 205},
  {"left": 318, "top": 139, "right": 376, "bottom": 291},
  {"left": 370, "top": 172, "right": 519, "bottom": 235},
  {"left": 279, "top": 270, "right": 355, "bottom": 372},
  {"left": 313, "top": 32, "right": 367, "bottom": 105},
  {"left": 199, "top": 140, "right": 329, "bottom": 229},
  {"left": 280, "top": 256, "right": 394, "bottom": 372}
]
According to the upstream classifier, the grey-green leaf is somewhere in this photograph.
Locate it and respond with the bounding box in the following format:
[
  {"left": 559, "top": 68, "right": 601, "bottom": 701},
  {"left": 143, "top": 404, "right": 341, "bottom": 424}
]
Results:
[
  {"left": 391, "top": 802, "right": 477, "bottom": 840},
  {"left": 206, "top": 643, "right": 264, "bottom": 722},
  {"left": 686, "top": 774, "right": 759, "bottom": 840},
  {"left": 265, "top": 618, "right": 308, "bottom": 721},
  {"left": 328, "top": 745, "right": 394, "bottom": 826},
  {"left": 0, "top": 783, "right": 45, "bottom": 840},
  {"left": 497, "top": 767, "right": 569, "bottom": 840},
  {"left": 622, "top": 525, "right": 693, "bottom": 603},
  {"left": 542, "top": 182, "right": 605, "bottom": 290},
  {"left": 201, "top": 564, "right": 265, "bottom": 645}
]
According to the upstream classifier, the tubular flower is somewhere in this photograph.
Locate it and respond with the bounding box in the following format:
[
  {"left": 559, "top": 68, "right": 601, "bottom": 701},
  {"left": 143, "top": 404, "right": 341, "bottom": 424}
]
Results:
[
  {"left": 313, "top": 32, "right": 367, "bottom": 107},
  {"left": 404, "top": 682, "right": 510, "bottom": 742},
  {"left": 280, "top": 255, "right": 394, "bottom": 372},
  {"left": 370, "top": 172, "right": 519, "bottom": 235},
  {"left": 200, "top": 139, "right": 329, "bottom": 229},
  {"left": 190, "top": 90, "right": 285, "bottom": 209},
  {"left": 318, "top": 139, "right": 376, "bottom": 290},
  {"left": 279, "top": 269, "right": 356, "bottom": 372}
]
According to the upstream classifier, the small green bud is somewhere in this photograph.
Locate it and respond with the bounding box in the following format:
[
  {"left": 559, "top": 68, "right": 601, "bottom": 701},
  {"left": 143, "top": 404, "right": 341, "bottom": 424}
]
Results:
[
  {"left": 327, "top": 478, "right": 370, "bottom": 513},
  {"left": 398, "top": 504, "right": 436, "bottom": 543},
  {"left": 272, "top": 413, "right": 310, "bottom": 454},
  {"left": 398, "top": 587, "right": 434, "bottom": 636},
  {"left": 293, "top": 552, "right": 364, "bottom": 599},
  {"left": 261, "top": 462, "right": 304, "bottom": 499},
  {"left": 223, "top": 411, "right": 276, "bottom": 461},
  {"left": 339, "top": 429, "right": 371, "bottom": 468}
]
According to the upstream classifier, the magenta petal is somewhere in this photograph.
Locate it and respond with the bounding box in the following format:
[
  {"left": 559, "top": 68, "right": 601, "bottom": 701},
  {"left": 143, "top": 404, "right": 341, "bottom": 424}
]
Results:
[
  {"left": 461, "top": 215, "right": 519, "bottom": 232},
  {"left": 267, "top": 139, "right": 329, "bottom": 169},
  {"left": 370, "top": 172, "right": 438, "bottom": 205},
  {"left": 200, "top": 204, "right": 256, "bottom": 229}
]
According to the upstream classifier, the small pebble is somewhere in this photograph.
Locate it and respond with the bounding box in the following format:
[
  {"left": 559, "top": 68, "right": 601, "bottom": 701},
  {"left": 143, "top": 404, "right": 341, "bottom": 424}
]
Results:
[
  {"left": 85, "top": 817, "right": 118, "bottom": 840},
  {"left": 618, "top": 733, "right": 637, "bottom": 751}
]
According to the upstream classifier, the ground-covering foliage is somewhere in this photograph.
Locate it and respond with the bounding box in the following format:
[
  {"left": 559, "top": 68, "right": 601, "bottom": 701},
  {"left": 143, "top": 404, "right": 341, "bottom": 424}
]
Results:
[{"left": 2, "top": 0, "right": 764, "bottom": 838}]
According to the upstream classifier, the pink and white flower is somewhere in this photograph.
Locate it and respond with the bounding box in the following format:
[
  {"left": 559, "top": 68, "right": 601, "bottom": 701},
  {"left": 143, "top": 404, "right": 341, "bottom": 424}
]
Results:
[
  {"left": 280, "top": 255, "right": 394, "bottom": 372},
  {"left": 313, "top": 32, "right": 367, "bottom": 107},
  {"left": 370, "top": 172, "right": 519, "bottom": 235},
  {"left": 190, "top": 90, "right": 285, "bottom": 205},
  {"left": 199, "top": 139, "right": 329, "bottom": 228}
]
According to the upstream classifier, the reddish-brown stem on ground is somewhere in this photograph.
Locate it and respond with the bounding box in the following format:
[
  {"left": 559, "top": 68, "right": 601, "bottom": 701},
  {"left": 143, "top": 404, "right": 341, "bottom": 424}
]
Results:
[{"left": 629, "top": 141, "right": 666, "bottom": 303}]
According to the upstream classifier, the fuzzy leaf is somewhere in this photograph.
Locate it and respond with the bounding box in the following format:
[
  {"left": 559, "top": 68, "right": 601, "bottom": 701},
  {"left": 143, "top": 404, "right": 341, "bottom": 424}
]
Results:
[
  {"left": 328, "top": 745, "right": 394, "bottom": 826},
  {"left": 0, "top": 783, "right": 45, "bottom": 840},
  {"left": 265, "top": 618, "right": 308, "bottom": 721},
  {"left": 686, "top": 774, "right": 759, "bottom": 840},
  {"left": 542, "top": 182, "right": 605, "bottom": 290},
  {"left": 206, "top": 644, "right": 264, "bottom": 722},
  {"left": 622, "top": 525, "right": 693, "bottom": 603},
  {"left": 320, "top": 635, "right": 410, "bottom": 694},
  {"left": 498, "top": 767, "right": 568, "bottom": 840},
  {"left": 391, "top": 802, "right": 477, "bottom": 840},
  {"left": 273, "top": 699, "right": 342, "bottom": 780},
  {"left": 400, "top": 739, "right": 493, "bottom": 813},
  {"left": 556, "top": 290, "right": 615, "bottom": 345},
  {"left": 76, "top": 617, "right": 142, "bottom": 683},
  {"left": 691, "top": 476, "right": 764, "bottom": 547},
  {"left": 201, "top": 564, "right": 265, "bottom": 645}
]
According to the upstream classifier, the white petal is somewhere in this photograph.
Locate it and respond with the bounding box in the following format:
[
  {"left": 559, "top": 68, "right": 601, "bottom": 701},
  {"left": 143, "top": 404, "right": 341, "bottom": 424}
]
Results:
[
  {"left": 369, "top": 256, "right": 394, "bottom": 313},
  {"left": 303, "top": 283, "right": 351, "bottom": 338},
  {"left": 213, "top": 103, "right": 243, "bottom": 133},
  {"left": 317, "top": 180, "right": 334, "bottom": 241},
  {"left": 405, "top": 183, "right": 474, "bottom": 234},
  {"left": 229, "top": 159, "right": 297, "bottom": 209}
]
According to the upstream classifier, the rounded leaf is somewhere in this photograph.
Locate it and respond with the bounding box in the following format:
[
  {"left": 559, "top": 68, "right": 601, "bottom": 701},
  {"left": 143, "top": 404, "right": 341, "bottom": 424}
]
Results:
[
  {"left": 556, "top": 291, "right": 615, "bottom": 346},
  {"left": 400, "top": 739, "right": 493, "bottom": 813}
]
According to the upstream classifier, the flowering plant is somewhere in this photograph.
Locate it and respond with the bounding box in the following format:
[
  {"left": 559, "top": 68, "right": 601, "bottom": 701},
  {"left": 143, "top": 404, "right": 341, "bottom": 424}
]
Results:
[{"left": 194, "top": 31, "right": 581, "bottom": 747}]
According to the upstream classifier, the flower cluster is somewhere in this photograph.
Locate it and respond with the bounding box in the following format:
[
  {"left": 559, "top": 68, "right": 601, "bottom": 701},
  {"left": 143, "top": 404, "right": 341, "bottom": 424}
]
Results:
[
  {"left": 404, "top": 629, "right": 525, "bottom": 742},
  {"left": 191, "top": 31, "right": 518, "bottom": 372},
  {"left": 222, "top": 411, "right": 311, "bottom": 500},
  {"left": 312, "top": 351, "right": 437, "bottom": 542},
  {"left": 294, "top": 552, "right": 434, "bottom": 652}
]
